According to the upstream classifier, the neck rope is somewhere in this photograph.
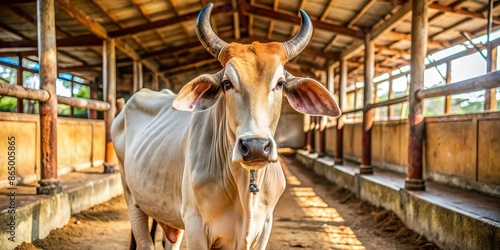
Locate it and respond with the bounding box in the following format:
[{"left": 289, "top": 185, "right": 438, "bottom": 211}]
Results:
[{"left": 248, "top": 169, "right": 259, "bottom": 195}]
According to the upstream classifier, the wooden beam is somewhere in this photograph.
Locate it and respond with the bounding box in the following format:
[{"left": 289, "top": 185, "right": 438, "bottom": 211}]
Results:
[
  {"left": 165, "top": 62, "right": 221, "bottom": 78},
  {"left": 92, "top": 0, "right": 151, "bottom": 52},
  {"left": 417, "top": 70, "right": 500, "bottom": 100},
  {"left": 54, "top": 0, "right": 107, "bottom": 39},
  {"left": 429, "top": 3, "right": 500, "bottom": 24},
  {"left": 384, "top": 31, "right": 446, "bottom": 49},
  {"left": 0, "top": 81, "right": 49, "bottom": 101},
  {"left": 323, "top": 0, "right": 376, "bottom": 53},
  {"left": 320, "top": 0, "right": 335, "bottom": 21},
  {"left": 1, "top": 39, "right": 98, "bottom": 66},
  {"left": 57, "top": 96, "right": 110, "bottom": 111},
  {"left": 348, "top": 0, "right": 377, "bottom": 27},
  {"left": 141, "top": 41, "right": 205, "bottom": 59},
  {"left": 161, "top": 54, "right": 217, "bottom": 74},
  {"left": 406, "top": 0, "right": 427, "bottom": 191},
  {"left": 108, "top": 3, "right": 233, "bottom": 38},
  {"left": 0, "top": 0, "right": 36, "bottom": 4},
  {"left": 244, "top": 5, "right": 364, "bottom": 38},
  {"left": 54, "top": 0, "right": 161, "bottom": 74},
  {"left": 5, "top": 4, "right": 71, "bottom": 38},
  {"left": 165, "top": 0, "right": 193, "bottom": 41},
  {"left": 4, "top": 3, "right": 88, "bottom": 67},
  {"left": 430, "top": 17, "right": 472, "bottom": 40},
  {"left": 371, "top": 0, "right": 412, "bottom": 41},
  {"left": 0, "top": 21, "right": 30, "bottom": 40}
]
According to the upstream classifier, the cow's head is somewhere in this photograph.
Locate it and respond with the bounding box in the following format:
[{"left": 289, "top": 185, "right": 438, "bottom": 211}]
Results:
[{"left": 173, "top": 3, "right": 341, "bottom": 169}]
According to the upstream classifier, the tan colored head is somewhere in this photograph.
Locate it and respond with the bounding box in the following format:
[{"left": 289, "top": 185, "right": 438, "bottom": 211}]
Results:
[{"left": 173, "top": 3, "right": 341, "bottom": 169}]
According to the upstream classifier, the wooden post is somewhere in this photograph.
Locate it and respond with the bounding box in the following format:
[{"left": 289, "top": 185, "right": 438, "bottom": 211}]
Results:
[
  {"left": 132, "top": 60, "right": 143, "bottom": 93},
  {"left": 88, "top": 82, "right": 98, "bottom": 119},
  {"left": 70, "top": 76, "right": 74, "bottom": 117},
  {"left": 133, "top": 61, "right": 138, "bottom": 93},
  {"left": 318, "top": 66, "right": 334, "bottom": 157},
  {"left": 103, "top": 39, "right": 117, "bottom": 173},
  {"left": 485, "top": 44, "right": 497, "bottom": 110},
  {"left": 16, "top": 55, "right": 23, "bottom": 113},
  {"left": 360, "top": 33, "right": 374, "bottom": 174},
  {"left": 304, "top": 115, "right": 312, "bottom": 151},
  {"left": 484, "top": 0, "right": 496, "bottom": 111},
  {"left": 388, "top": 75, "right": 394, "bottom": 119},
  {"left": 335, "top": 56, "right": 347, "bottom": 164},
  {"left": 406, "top": 0, "right": 427, "bottom": 191},
  {"left": 444, "top": 61, "right": 452, "bottom": 114},
  {"left": 310, "top": 116, "right": 316, "bottom": 153},
  {"left": 165, "top": 77, "right": 173, "bottom": 91},
  {"left": 37, "top": 0, "right": 61, "bottom": 194},
  {"left": 327, "top": 65, "right": 334, "bottom": 94},
  {"left": 152, "top": 71, "right": 159, "bottom": 90}
]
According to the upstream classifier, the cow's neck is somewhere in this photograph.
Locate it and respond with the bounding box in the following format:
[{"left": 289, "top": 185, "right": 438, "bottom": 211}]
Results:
[{"left": 204, "top": 97, "right": 282, "bottom": 247}]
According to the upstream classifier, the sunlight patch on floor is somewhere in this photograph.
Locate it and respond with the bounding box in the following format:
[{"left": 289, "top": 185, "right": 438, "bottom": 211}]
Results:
[{"left": 282, "top": 162, "right": 365, "bottom": 249}]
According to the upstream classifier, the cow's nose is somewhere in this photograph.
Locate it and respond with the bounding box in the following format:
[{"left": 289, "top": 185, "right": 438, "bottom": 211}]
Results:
[{"left": 239, "top": 138, "right": 273, "bottom": 162}]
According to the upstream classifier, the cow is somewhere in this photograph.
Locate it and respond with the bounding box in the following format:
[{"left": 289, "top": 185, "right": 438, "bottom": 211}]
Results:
[{"left": 111, "top": 3, "right": 341, "bottom": 250}]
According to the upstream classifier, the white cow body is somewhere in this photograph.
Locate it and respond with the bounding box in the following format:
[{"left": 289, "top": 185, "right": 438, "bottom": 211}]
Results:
[{"left": 112, "top": 89, "right": 286, "bottom": 249}]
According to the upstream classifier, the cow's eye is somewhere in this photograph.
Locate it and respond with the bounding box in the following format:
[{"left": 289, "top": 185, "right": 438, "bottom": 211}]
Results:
[
  {"left": 275, "top": 80, "right": 286, "bottom": 89},
  {"left": 222, "top": 80, "right": 233, "bottom": 91}
]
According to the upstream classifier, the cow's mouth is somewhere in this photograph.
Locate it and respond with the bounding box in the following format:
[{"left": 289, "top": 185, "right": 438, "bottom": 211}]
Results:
[{"left": 241, "top": 161, "right": 269, "bottom": 170}]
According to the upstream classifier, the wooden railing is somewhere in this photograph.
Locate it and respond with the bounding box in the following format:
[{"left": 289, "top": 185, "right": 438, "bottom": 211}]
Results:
[{"left": 0, "top": 81, "right": 110, "bottom": 111}]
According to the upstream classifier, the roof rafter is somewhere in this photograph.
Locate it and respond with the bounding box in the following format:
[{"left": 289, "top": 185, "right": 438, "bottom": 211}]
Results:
[
  {"left": 244, "top": 4, "right": 363, "bottom": 38},
  {"left": 320, "top": 0, "right": 335, "bottom": 21},
  {"left": 429, "top": 3, "right": 500, "bottom": 24},
  {"left": 108, "top": 3, "right": 233, "bottom": 38},
  {"left": 0, "top": 21, "right": 30, "bottom": 40},
  {"left": 54, "top": 0, "right": 162, "bottom": 74},
  {"left": 5, "top": 4, "right": 88, "bottom": 65},
  {"left": 322, "top": 0, "right": 376, "bottom": 53}
]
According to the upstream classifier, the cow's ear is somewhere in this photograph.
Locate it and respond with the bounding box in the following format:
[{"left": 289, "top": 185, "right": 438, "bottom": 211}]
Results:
[
  {"left": 283, "top": 74, "right": 341, "bottom": 117},
  {"left": 172, "top": 73, "right": 222, "bottom": 111}
]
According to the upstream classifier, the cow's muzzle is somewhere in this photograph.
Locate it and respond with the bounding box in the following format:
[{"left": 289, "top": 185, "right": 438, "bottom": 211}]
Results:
[{"left": 237, "top": 138, "right": 276, "bottom": 164}]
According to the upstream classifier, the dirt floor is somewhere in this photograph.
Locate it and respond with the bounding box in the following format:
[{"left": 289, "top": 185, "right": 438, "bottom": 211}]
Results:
[{"left": 18, "top": 157, "right": 438, "bottom": 250}]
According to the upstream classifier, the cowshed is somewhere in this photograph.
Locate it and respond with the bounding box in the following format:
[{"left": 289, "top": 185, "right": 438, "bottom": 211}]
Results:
[{"left": 111, "top": 3, "right": 341, "bottom": 249}]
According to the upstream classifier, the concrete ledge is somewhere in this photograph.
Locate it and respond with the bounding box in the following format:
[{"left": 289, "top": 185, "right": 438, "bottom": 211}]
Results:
[
  {"left": 0, "top": 167, "right": 123, "bottom": 249},
  {"left": 296, "top": 150, "right": 318, "bottom": 169},
  {"left": 295, "top": 154, "right": 500, "bottom": 250}
]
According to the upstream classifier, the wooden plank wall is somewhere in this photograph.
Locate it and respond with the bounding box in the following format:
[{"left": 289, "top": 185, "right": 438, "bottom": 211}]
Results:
[
  {"left": 0, "top": 113, "right": 106, "bottom": 189},
  {"left": 326, "top": 111, "right": 500, "bottom": 196}
]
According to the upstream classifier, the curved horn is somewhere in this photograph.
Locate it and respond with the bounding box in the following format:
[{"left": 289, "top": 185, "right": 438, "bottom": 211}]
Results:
[
  {"left": 281, "top": 10, "right": 313, "bottom": 61},
  {"left": 196, "top": 3, "right": 228, "bottom": 60}
]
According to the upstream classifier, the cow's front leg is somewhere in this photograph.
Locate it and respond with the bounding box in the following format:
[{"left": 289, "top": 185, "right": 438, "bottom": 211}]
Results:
[
  {"left": 253, "top": 215, "right": 274, "bottom": 250},
  {"left": 128, "top": 203, "right": 155, "bottom": 250},
  {"left": 184, "top": 216, "right": 210, "bottom": 249}
]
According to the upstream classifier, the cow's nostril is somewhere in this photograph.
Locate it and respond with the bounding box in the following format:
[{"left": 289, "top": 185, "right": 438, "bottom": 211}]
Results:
[
  {"left": 239, "top": 139, "right": 249, "bottom": 156},
  {"left": 263, "top": 140, "right": 271, "bottom": 154}
]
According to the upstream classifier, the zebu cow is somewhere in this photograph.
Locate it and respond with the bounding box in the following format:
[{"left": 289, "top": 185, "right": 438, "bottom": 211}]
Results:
[{"left": 112, "top": 3, "right": 341, "bottom": 249}]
